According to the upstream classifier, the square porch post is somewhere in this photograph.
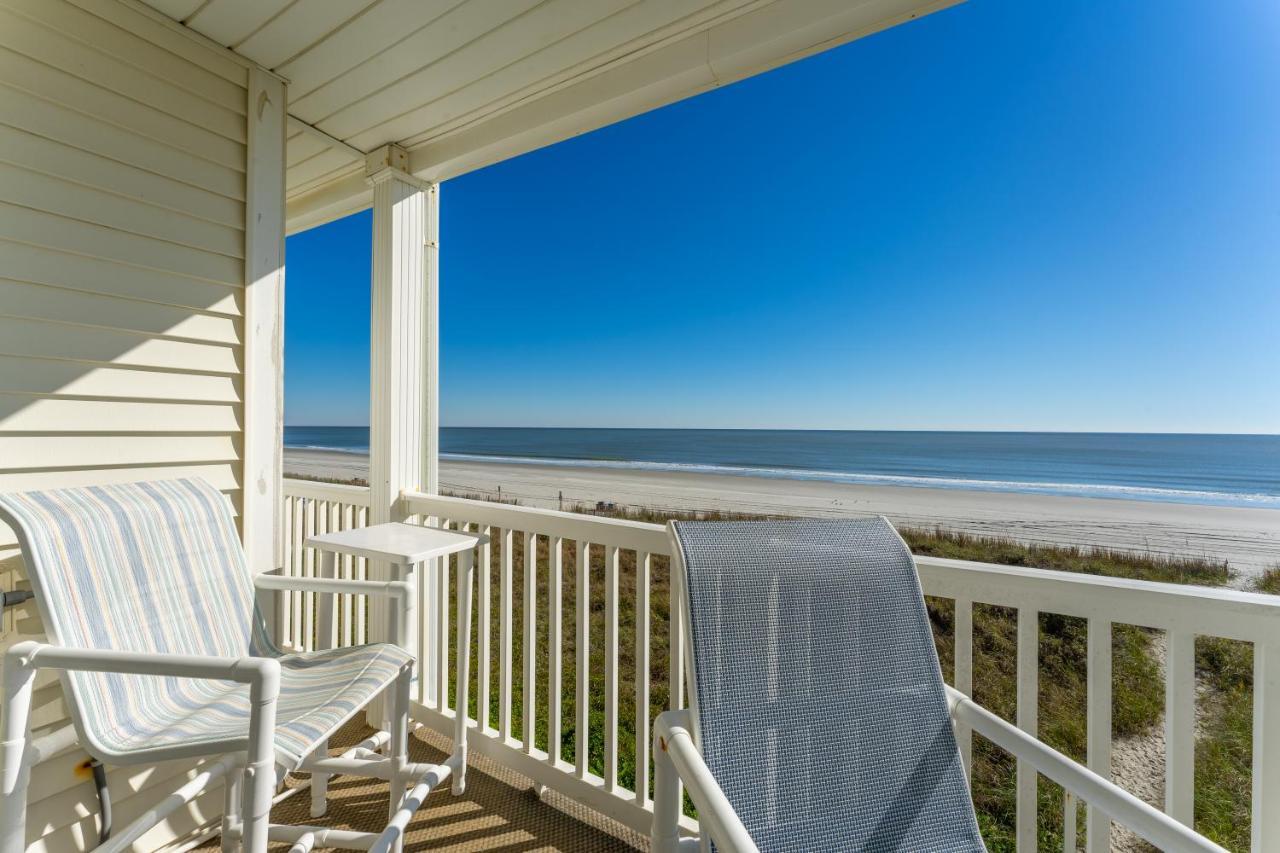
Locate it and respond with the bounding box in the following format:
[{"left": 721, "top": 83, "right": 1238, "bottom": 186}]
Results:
[{"left": 367, "top": 145, "right": 440, "bottom": 717}]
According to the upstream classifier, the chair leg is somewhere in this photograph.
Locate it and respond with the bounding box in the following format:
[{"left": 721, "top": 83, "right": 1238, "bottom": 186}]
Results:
[
  {"left": 221, "top": 766, "right": 243, "bottom": 853},
  {"left": 310, "top": 737, "right": 328, "bottom": 818},
  {"left": 388, "top": 666, "right": 411, "bottom": 853},
  {"left": 241, "top": 665, "right": 279, "bottom": 853},
  {"left": 0, "top": 647, "right": 36, "bottom": 853}
]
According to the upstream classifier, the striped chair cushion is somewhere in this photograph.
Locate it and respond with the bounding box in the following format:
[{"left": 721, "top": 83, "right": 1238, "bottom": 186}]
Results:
[{"left": 0, "top": 478, "right": 408, "bottom": 767}]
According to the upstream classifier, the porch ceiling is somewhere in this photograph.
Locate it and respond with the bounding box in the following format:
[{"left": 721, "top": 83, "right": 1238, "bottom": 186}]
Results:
[{"left": 138, "top": 0, "right": 957, "bottom": 232}]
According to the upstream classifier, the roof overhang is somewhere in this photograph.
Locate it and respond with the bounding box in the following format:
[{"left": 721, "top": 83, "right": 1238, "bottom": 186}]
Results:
[{"left": 137, "top": 0, "right": 959, "bottom": 233}]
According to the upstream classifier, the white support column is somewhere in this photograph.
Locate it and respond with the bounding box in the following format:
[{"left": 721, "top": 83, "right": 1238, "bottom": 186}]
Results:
[
  {"left": 243, "top": 68, "right": 286, "bottom": 640},
  {"left": 423, "top": 182, "right": 440, "bottom": 495},
  {"left": 367, "top": 145, "right": 439, "bottom": 715}
]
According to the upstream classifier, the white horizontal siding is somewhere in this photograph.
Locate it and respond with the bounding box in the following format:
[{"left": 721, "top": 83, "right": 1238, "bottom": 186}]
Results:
[
  {"left": 0, "top": 280, "right": 241, "bottom": 345},
  {"left": 0, "top": 356, "right": 243, "bottom": 403},
  {"left": 0, "top": 241, "right": 244, "bottom": 315},
  {"left": 0, "top": 0, "right": 247, "bottom": 113},
  {"left": 0, "top": 1, "right": 255, "bottom": 849}
]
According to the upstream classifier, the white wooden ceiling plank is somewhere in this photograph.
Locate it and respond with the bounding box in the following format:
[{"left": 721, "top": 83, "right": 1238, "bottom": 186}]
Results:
[
  {"left": 285, "top": 133, "right": 332, "bottom": 168},
  {"left": 350, "top": 0, "right": 747, "bottom": 152},
  {"left": 141, "top": 0, "right": 204, "bottom": 21},
  {"left": 317, "top": 0, "right": 633, "bottom": 144},
  {"left": 285, "top": 148, "right": 364, "bottom": 189},
  {"left": 234, "top": 0, "right": 378, "bottom": 70},
  {"left": 292, "top": 0, "right": 540, "bottom": 124},
  {"left": 286, "top": 161, "right": 365, "bottom": 203},
  {"left": 276, "top": 0, "right": 460, "bottom": 102},
  {"left": 407, "top": 33, "right": 714, "bottom": 177},
  {"left": 185, "top": 0, "right": 293, "bottom": 46}
]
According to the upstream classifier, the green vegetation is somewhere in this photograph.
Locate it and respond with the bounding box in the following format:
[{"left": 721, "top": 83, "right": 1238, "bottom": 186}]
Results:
[{"left": 1186, "top": 566, "right": 1280, "bottom": 851}]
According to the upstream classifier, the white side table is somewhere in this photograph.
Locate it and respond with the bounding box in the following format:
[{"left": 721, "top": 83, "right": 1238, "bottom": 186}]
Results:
[
  {"left": 306, "top": 521, "right": 486, "bottom": 671},
  {"left": 304, "top": 521, "right": 486, "bottom": 817}
]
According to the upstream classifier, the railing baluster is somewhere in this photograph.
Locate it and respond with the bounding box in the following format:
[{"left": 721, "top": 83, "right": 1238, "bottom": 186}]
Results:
[
  {"left": 1063, "top": 791, "right": 1077, "bottom": 852},
  {"left": 280, "top": 495, "right": 293, "bottom": 646},
  {"left": 437, "top": 519, "right": 451, "bottom": 711},
  {"left": 355, "top": 506, "right": 368, "bottom": 645},
  {"left": 604, "top": 544, "right": 619, "bottom": 791},
  {"left": 499, "top": 527, "right": 514, "bottom": 740},
  {"left": 1016, "top": 607, "right": 1038, "bottom": 851},
  {"left": 635, "top": 550, "right": 651, "bottom": 805},
  {"left": 1086, "top": 618, "right": 1112, "bottom": 853},
  {"left": 477, "top": 525, "right": 492, "bottom": 731},
  {"left": 548, "top": 535, "right": 563, "bottom": 766},
  {"left": 1165, "top": 629, "right": 1195, "bottom": 825},
  {"left": 524, "top": 531, "right": 537, "bottom": 752},
  {"left": 341, "top": 503, "right": 354, "bottom": 648},
  {"left": 576, "top": 539, "right": 590, "bottom": 778},
  {"left": 302, "top": 497, "right": 316, "bottom": 652},
  {"left": 319, "top": 502, "right": 339, "bottom": 650},
  {"left": 955, "top": 597, "right": 974, "bottom": 779},
  {"left": 291, "top": 496, "right": 304, "bottom": 649},
  {"left": 1253, "top": 638, "right": 1280, "bottom": 851}
]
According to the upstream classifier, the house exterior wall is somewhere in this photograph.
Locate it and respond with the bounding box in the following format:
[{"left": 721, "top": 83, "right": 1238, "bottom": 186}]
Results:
[{"left": 0, "top": 0, "right": 280, "bottom": 848}]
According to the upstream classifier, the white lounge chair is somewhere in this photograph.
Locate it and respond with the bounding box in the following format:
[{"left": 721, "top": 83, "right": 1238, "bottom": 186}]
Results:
[
  {"left": 651, "top": 517, "right": 1225, "bottom": 853},
  {"left": 0, "top": 478, "right": 474, "bottom": 853}
]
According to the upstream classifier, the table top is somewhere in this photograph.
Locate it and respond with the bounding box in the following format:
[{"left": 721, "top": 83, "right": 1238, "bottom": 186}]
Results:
[{"left": 305, "top": 522, "right": 487, "bottom": 565}]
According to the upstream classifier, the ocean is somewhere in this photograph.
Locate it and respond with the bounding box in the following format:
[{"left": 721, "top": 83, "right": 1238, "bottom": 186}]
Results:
[{"left": 283, "top": 427, "right": 1280, "bottom": 509}]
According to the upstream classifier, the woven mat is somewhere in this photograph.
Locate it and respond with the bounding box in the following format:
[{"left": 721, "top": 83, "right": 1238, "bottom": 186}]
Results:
[{"left": 195, "top": 720, "right": 647, "bottom": 852}]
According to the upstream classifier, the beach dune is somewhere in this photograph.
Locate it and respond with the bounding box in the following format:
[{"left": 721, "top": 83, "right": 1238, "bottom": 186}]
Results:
[{"left": 284, "top": 448, "right": 1278, "bottom": 578}]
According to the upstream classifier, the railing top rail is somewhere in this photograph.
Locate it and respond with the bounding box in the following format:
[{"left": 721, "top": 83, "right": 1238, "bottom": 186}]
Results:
[
  {"left": 402, "top": 490, "right": 671, "bottom": 555},
  {"left": 917, "top": 555, "right": 1280, "bottom": 643},
  {"left": 282, "top": 478, "right": 372, "bottom": 506},
  {"left": 396, "top": 490, "right": 1279, "bottom": 642}
]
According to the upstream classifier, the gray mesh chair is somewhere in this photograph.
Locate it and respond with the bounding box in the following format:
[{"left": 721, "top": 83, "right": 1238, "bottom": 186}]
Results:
[{"left": 651, "top": 517, "right": 1225, "bottom": 853}]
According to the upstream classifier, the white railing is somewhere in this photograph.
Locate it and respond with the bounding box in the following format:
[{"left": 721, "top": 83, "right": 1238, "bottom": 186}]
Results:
[
  {"left": 279, "top": 479, "right": 372, "bottom": 652},
  {"left": 399, "top": 490, "right": 676, "bottom": 835},
  {"left": 281, "top": 479, "right": 1280, "bottom": 851}
]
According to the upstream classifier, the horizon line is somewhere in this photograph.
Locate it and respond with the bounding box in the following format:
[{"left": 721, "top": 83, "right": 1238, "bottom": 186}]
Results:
[{"left": 284, "top": 425, "right": 1278, "bottom": 437}]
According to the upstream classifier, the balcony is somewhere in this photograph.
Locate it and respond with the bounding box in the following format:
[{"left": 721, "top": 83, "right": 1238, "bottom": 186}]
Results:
[{"left": 273, "top": 478, "right": 1280, "bottom": 852}]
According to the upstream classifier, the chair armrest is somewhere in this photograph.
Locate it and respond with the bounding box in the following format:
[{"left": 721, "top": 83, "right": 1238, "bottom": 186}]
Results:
[
  {"left": 653, "top": 710, "right": 759, "bottom": 853},
  {"left": 5, "top": 640, "right": 279, "bottom": 687},
  {"left": 254, "top": 572, "right": 412, "bottom": 602},
  {"left": 944, "top": 686, "right": 1225, "bottom": 853}
]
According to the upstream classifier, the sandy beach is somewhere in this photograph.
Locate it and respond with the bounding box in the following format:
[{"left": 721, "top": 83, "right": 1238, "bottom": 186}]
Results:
[{"left": 285, "top": 448, "right": 1279, "bottom": 578}]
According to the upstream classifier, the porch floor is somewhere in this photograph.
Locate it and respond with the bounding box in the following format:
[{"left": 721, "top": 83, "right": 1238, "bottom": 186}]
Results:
[{"left": 197, "top": 720, "right": 647, "bottom": 852}]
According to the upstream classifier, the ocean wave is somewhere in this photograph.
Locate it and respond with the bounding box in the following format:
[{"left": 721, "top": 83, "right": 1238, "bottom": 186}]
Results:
[
  {"left": 439, "top": 452, "right": 1280, "bottom": 508},
  {"left": 288, "top": 444, "right": 369, "bottom": 455}
]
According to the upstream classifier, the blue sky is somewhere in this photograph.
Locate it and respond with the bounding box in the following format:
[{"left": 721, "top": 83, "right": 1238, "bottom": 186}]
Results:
[{"left": 285, "top": 0, "right": 1280, "bottom": 433}]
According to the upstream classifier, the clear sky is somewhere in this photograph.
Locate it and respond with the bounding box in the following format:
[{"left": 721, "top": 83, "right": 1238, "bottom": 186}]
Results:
[{"left": 284, "top": 0, "right": 1279, "bottom": 433}]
